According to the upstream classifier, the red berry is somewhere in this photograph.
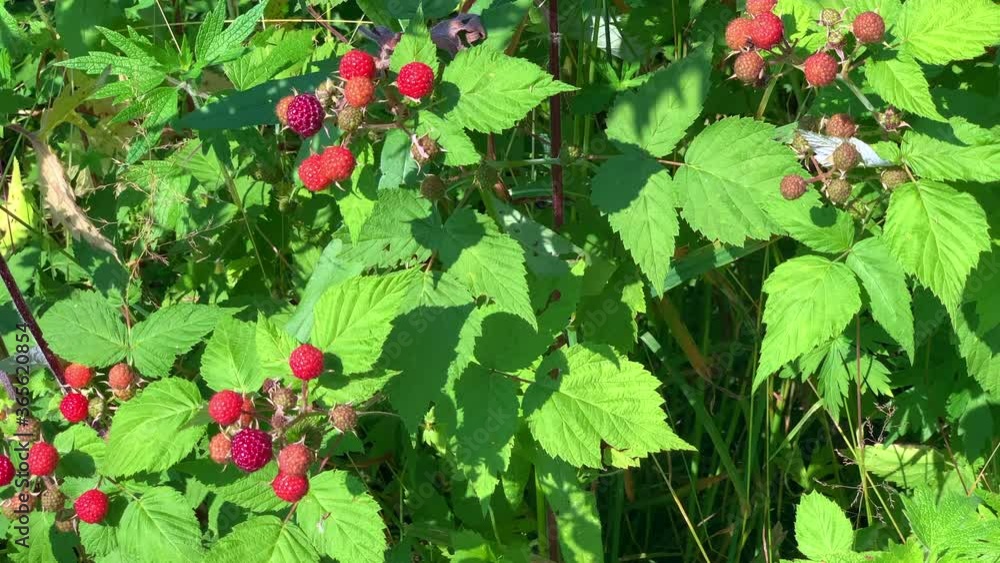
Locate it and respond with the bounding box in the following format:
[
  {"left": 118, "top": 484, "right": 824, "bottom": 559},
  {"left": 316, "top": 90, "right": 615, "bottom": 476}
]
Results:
[
  {"left": 298, "top": 154, "right": 330, "bottom": 192},
  {"left": 852, "top": 11, "right": 885, "bottom": 44},
  {"left": 745, "top": 0, "right": 776, "bottom": 16},
  {"left": 230, "top": 428, "right": 273, "bottom": 472},
  {"left": 344, "top": 77, "right": 375, "bottom": 108},
  {"left": 60, "top": 392, "right": 89, "bottom": 423},
  {"left": 74, "top": 489, "right": 109, "bottom": 524},
  {"left": 108, "top": 363, "right": 135, "bottom": 390},
  {"left": 28, "top": 442, "right": 59, "bottom": 476},
  {"left": 63, "top": 364, "right": 93, "bottom": 389},
  {"left": 272, "top": 472, "right": 309, "bottom": 503},
  {"left": 397, "top": 62, "right": 435, "bottom": 100},
  {"left": 275, "top": 95, "right": 295, "bottom": 126},
  {"left": 803, "top": 52, "right": 838, "bottom": 86},
  {"left": 286, "top": 94, "right": 325, "bottom": 137},
  {"left": 825, "top": 113, "right": 857, "bottom": 138},
  {"left": 725, "top": 18, "right": 753, "bottom": 51},
  {"left": 0, "top": 455, "right": 14, "bottom": 486},
  {"left": 750, "top": 12, "right": 784, "bottom": 50},
  {"left": 208, "top": 390, "right": 243, "bottom": 426},
  {"left": 239, "top": 396, "right": 255, "bottom": 427},
  {"left": 339, "top": 49, "right": 376, "bottom": 80},
  {"left": 289, "top": 344, "right": 324, "bottom": 381},
  {"left": 780, "top": 175, "right": 808, "bottom": 200},
  {"left": 733, "top": 51, "right": 766, "bottom": 85},
  {"left": 277, "top": 443, "right": 312, "bottom": 476},
  {"left": 209, "top": 433, "right": 232, "bottom": 464},
  {"left": 320, "top": 146, "right": 356, "bottom": 183}
]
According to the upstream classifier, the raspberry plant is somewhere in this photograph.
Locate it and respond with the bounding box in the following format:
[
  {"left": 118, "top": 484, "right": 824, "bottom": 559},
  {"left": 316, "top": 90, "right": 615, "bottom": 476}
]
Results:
[{"left": 1, "top": 1, "right": 999, "bottom": 562}]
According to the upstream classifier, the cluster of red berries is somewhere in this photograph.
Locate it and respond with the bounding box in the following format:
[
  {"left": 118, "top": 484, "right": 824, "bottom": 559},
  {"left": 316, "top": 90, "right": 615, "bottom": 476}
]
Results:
[
  {"left": 276, "top": 49, "right": 438, "bottom": 193},
  {"left": 727, "top": 3, "right": 885, "bottom": 89},
  {"left": 2, "top": 421, "right": 110, "bottom": 527},
  {"left": 205, "top": 344, "right": 360, "bottom": 504},
  {"left": 57, "top": 362, "right": 138, "bottom": 425}
]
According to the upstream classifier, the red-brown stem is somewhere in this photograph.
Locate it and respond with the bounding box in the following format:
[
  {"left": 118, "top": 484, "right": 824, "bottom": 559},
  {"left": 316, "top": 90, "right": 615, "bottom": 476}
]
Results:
[
  {"left": 0, "top": 253, "right": 64, "bottom": 385},
  {"left": 305, "top": 4, "right": 349, "bottom": 44},
  {"left": 459, "top": 0, "right": 477, "bottom": 13},
  {"left": 547, "top": 0, "right": 564, "bottom": 230}
]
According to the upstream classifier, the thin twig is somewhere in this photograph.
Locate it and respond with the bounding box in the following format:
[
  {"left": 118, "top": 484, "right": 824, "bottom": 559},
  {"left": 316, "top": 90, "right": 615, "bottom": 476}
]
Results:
[
  {"left": 305, "top": 4, "right": 349, "bottom": 44},
  {"left": 0, "top": 254, "right": 64, "bottom": 385},
  {"left": 547, "top": 0, "right": 564, "bottom": 230}
]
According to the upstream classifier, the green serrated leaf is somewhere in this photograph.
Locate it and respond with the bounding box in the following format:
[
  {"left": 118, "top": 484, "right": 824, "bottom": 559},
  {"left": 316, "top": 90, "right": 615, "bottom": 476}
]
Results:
[
  {"left": 339, "top": 189, "right": 436, "bottom": 269},
  {"left": 865, "top": 53, "right": 945, "bottom": 122},
  {"left": 524, "top": 344, "right": 693, "bottom": 467},
  {"left": 846, "top": 236, "right": 915, "bottom": 359},
  {"left": 414, "top": 111, "right": 480, "bottom": 167},
  {"left": 39, "top": 291, "right": 128, "bottom": 367},
  {"left": 901, "top": 131, "right": 1000, "bottom": 182},
  {"left": 441, "top": 45, "right": 576, "bottom": 133},
  {"left": 378, "top": 129, "right": 419, "bottom": 190},
  {"left": 118, "top": 487, "right": 204, "bottom": 563},
  {"left": 897, "top": 0, "right": 1000, "bottom": 64},
  {"left": 591, "top": 154, "right": 679, "bottom": 295},
  {"left": 756, "top": 256, "right": 861, "bottom": 383},
  {"left": 606, "top": 45, "right": 710, "bottom": 157},
  {"left": 199, "top": 2, "right": 267, "bottom": 66},
  {"left": 130, "top": 303, "right": 224, "bottom": 377},
  {"left": 389, "top": 15, "right": 437, "bottom": 73},
  {"left": 200, "top": 316, "right": 264, "bottom": 392},
  {"left": 535, "top": 451, "right": 605, "bottom": 562},
  {"left": 296, "top": 471, "right": 388, "bottom": 563},
  {"left": 883, "top": 181, "right": 990, "bottom": 310},
  {"left": 675, "top": 117, "right": 800, "bottom": 245},
  {"left": 203, "top": 516, "right": 320, "bottom": 563},
  {"left": 103, "top": 379, "right": 206, "bottom": 478},
  {"left": 794, "top": 492, "right": 855, "bottom": 561},
  {"left": 286, "top": 239, "right": 365, "bottom": 342}
]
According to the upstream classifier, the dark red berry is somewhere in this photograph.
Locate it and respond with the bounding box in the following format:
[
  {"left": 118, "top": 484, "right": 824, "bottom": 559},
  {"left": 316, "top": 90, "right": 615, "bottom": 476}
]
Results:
[
  {"left": 230, "top": 428, "right": 273, "bottom": 472},
  {"left": 286, "top": 94, "right": 325, "bottom": 137}
]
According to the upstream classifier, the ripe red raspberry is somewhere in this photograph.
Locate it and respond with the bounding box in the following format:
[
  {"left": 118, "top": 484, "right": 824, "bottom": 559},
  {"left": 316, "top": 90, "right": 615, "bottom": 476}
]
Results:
[
  {"left": 745, "top": 0, "right": 776, "bottom": 16},
  {"left": 852, "top": 11, "right": 885, "bottom": 44},
  {"left": 344, "top": 77, "right": 375, "bottom": 108},
  {"left": 209, "top": 433, "right": 232, "bottom": 464},
  {"left": 825, "top": 113, "right": 857, "bottom": 138},
  {"left": 803, "top": 52, "right": 838, "bottom": 86},
  {"left": 780, "top": 175, "right": 808, "bottom": 200},
  {"left": 208, "top": 390, "right": 244, "bottom": 426},
  {"left": 272, "top": 472, "right": 309, "bottom": 503},
  {"left": 60, "top": 392, "right": 89, "bottom": 423},
  {"left": 286, "top": 94, "right": 325, "bottom": 137},
  {"left": 28, "top": 442, "right": 59, "bottom": 476},
  {"left": 725, "top": 18, "right": 753, "bottom": 51},
  {"left": 750, "top": 12, "right": 784, "bottom": 50},
  {"left": 832, "top": 142, "right": 860, "bottom": 171},
  {"left": 339, "top": 49, "right": 376, "bottom": 80},
  {"left": 733, "top": 51, "right": 766, "bottom": 85},
  {"left": 275, "top": 95, "right": 295, "bottom": 126},
  {"left": 74, "top": 489, "right": 109, "bottom": 524},
  {"left": 0, "top": 455, "right": 14, "bottom": 486},
  {"left": 108, "top": 363, "right": 135, "bottom": 390},
  {"left": 63, "top": 364, "right": 93, "bottom": 389},
  {"left": 289, "top": 344, "right": 324, "bottom": 381},
  {"left": 397, "top": 62, "right": 435, "bottom": 100},
  {"left": 230, "top": 428, "right": 273, "bottom": 472},
  {"left": 320, "top": 146, "right": 356, "bottom": 183},
  {"left": 298, "top": 154, "right": 331, "bottom": 192},
  {"left": 277, "top": 443, "right": 313, "bottom": 476}
]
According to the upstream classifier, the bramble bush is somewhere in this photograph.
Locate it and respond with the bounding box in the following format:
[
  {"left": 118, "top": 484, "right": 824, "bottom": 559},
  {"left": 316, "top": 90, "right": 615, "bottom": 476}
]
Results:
[{"left": 0, "top": 0, "right": 999, "bottom": 562}]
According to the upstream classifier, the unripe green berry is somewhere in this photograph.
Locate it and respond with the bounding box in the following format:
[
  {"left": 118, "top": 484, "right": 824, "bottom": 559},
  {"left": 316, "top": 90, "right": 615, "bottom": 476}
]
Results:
[
  {"left": 420, "top": 175, "right": 447, "bottom": 201},
  {"left": 881, "top": 168, "right": 910, "bottom": 189},
  {"left": 337, "top": 106, "right": 364, "bottom": 133},
  {"left": 826, "top": 178, "right": 853, "bottom": 204}
]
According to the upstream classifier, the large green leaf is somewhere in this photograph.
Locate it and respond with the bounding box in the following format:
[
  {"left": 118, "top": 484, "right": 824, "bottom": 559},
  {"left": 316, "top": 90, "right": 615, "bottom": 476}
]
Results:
[
  {"left": 441, "top": 45, "right": 575, "bottom": 133},
  {"left": 103, "top": 379, "right": 206, "bottom": 477},
  {"left": 535, "top": 452, "right": 604, "bottom": 562},
  {"left": 756, "top": 256, "right": 861, "bottom": 383},
  {"left": 674, "top": 117, "right": 801, "bottom": 245},
  {"left": 311, "top": 270, "right": 418, "bottom": 375},
  {"left": 794, "top": 492, "right": 855, "bottom": 561},
  {"left": 591, "top": 154, "right": 679, "bottom": 295},
  {"left": 203, "top": 516, "right": 319, "bottom": 563},
  {"left": 285, "top": 239, "right": 365, "bottom": 342},
  {"left": 606, "top": 45, "right": 710, "bottom": 157},
  {"left": 902, "top": 131, "right": 1000, "bottom": 182},
  {"left": 118, "top": 487, "right": 204, "bottom": 563},
  {"left": 883, "top": 181, "right": 990, "bottom": 309},
  {"left": 897, "top": 0, "right": 1000, "bottom": 64},
  {"left": 296, "top": 471, "right": 387, "bottom": 563},
  {"left": 865, "top": 53, "right": 944, "bottom": 122},
  {"left": 200, "top": 316, "right": 264, "bottom": 392},
  {"left": 39, "top": 291, "right": 128, "bottom": 367},
  {"left": 846, "top": 236, "right": 915, "bottom": 359},
  {"left": 195, "top": 1, "right": 267, "bottom": 66},
  {"left": 130, "top": 303, "right": 224, "bottom": 377},
  {"left": 523, "top": 344, "right": 693, "bottom": 467}
]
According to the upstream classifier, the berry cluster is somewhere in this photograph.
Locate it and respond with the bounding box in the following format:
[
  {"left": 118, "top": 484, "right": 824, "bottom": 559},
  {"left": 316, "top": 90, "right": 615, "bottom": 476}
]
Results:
[
  {"left": 55, "top": 362, "right": 140, "bottom": 426},
  {"left": 276, "top": 50, "right": 440, "bottom": 194},
  {"left": 727, "top": 4, "right": 886, "bottom": 89},
  {"left": 204, "top": 345, "right": 361, "bottom": 505}
]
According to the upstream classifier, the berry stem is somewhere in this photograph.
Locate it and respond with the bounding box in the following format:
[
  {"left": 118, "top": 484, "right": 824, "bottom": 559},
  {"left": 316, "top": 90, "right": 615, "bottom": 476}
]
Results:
[
  {"left": 0, "top": 253, "right": 64, "bottom": 385},
  {"left": 547, "top": 0, "right": 565, "bottom": 231},
  {"left": 839, "top": 76, "right": 876, "bottom": 113}
]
